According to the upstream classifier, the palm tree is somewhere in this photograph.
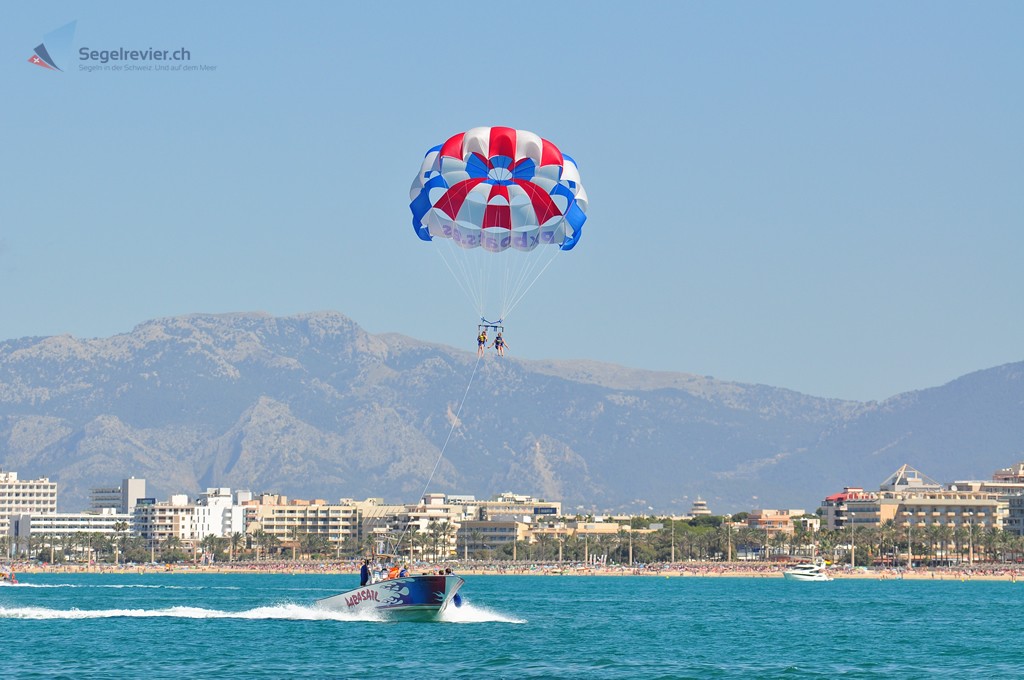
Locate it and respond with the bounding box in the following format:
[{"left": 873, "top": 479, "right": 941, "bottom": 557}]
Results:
[
  {"left": 439, "top": 522, "right": 455, "bottom": 560},
  {"left": 163, "top": 535, "right": 183, "bottom": 562},
  {"left": 300, "top": 532, "right": 330, "bottom": 559},
  {"left": 879, "top": 520, "right": 897, "bottom": 566},
  {"left": 535, "top": 533, "right": 554, "bottom": 561},
  {"left": 468, "top": 530, "right": 483, "bottom": 559},
  {"left": 199, "top": 534, "right": 224, "bottom": 562},
  {"left": 229, "top": 532, "right": 244, "bottom": 562},
  {"left": 746, "top": 528, "right": 768, "bottom": 561},
  {"left": 267, "top": 533, "right": 282, "bottom": 559},
  {"left": 924, "top": 524, "right": 939, "bottom": 565},
  {"left": 791, "top": 523, "right": 810, "bottom": 558},
  {"left": 953, "top": 526, "right": 968, "bottom": 563},
  {"left": 249, "top": 530, "right": 267, "bottom": 561},
  {"left": 112, "top": 520, "right": 130, "bottom": 564},
  {"left": 425, "top": 522, "right": 441, "bottom": 561}
]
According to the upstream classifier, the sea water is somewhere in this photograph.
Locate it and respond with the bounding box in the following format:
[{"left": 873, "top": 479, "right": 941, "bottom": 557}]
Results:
[{"left": 0, "top": 572, "right": 1020, "bottom": 678}]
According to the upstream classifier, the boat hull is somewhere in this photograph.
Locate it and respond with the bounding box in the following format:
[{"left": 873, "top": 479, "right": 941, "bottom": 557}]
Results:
[
  {"left": 783, "top": 572, "right": 833, "bottom": 582},
  {"left": 316, "top": 574, "right": 464, "bottom": 621}
]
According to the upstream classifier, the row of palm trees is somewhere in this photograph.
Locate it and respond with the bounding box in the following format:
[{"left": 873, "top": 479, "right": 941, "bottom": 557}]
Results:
[
  {"left": 490, "top": 517, "right": 1024, "bottom": 566},
  {"left": 9, "top": 516, "right": 1021, "bottom": 566}
]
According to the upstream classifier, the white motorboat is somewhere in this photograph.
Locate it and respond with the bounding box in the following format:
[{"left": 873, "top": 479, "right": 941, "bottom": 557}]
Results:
[
  {"left": 783, "top": 559, "right": 833, "bottom": 582},
  {"left": 316, "top": 573, "right": 464, "bottom": 621}
]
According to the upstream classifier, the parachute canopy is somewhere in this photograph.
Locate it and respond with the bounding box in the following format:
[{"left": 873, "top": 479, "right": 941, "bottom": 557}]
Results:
[
  {"left": 410, "top": 126, "right": 588, "bottom": 253},
  {"left": 408, "top": 126, "right": 588, "bottom": 323}
]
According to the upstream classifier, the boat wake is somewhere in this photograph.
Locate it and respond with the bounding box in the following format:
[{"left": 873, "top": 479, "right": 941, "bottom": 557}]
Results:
[
  {"left": 6, "top": 583, "right": 242, "bottom": 590},
  {"left": 0, "top": 603, "right": 383, "bottom": 621},
  {"left": 439, "top": 601, "right": 526, "bottom": 624},
  {"left": 0, "top": 601, "right": 524, "bottom": 623}
]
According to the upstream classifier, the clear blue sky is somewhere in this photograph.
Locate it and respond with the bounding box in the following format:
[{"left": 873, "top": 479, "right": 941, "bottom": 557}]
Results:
[{"left": 3, "top": 2, "right": 1021, "bottom": 402}]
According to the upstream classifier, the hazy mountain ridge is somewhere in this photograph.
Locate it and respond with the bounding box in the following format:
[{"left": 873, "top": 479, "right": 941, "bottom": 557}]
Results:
[{"left": 1, "top": 311, "right": 1021, "bottom": 513}]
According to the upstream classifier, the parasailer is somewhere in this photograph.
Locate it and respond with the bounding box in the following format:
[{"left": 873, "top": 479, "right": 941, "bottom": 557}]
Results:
[
  {"left": 409, "top": 126, "right": 588, "bottom": 338},
  {"left": 476, "top": 328, "right": 487, "bottom": 357},
  {"left": 489, "top": 332, "right": 509, "bottom": 357}
]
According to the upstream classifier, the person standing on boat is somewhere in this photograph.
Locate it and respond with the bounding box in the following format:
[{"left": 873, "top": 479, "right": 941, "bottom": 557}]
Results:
[{"left": 359, "top": 559, "right": 370, "bottom": 587}]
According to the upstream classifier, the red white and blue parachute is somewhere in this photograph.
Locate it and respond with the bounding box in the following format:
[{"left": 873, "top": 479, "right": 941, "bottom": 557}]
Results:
[
  {"left": 410, "top": 126, "right": 588, "bottom": 252},
  {"left": 410, "top": 127, "right": 588, "bottom": 321}
]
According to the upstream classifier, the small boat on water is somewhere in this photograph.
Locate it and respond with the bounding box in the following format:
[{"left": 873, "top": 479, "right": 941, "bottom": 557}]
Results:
[
  {"left": 783, "top": 559, "right": 833, "bottom": 582},
  {"left": 316, "top": 573, "right": 464, "bottom": 621}
]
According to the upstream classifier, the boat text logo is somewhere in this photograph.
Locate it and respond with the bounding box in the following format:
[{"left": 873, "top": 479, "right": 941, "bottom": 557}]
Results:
[{"left": 345, "top": 588, "right": 381, "bottom": 608}]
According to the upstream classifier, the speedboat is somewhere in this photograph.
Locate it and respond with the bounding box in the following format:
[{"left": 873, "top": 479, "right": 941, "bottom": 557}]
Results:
[
  {"left": 783, "top": 559, "right": 833, "bottom": 582},
  {"left": 316, "top": 573, "right": 464, "bottom": 621}
]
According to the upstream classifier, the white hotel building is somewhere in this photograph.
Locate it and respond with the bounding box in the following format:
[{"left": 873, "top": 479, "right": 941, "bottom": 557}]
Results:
[
  {"left": 133, "top": 488, "right": 248, "bottom": 550},
  {"left": 0, "top": 471, "right": 58, "bottom": 536}
]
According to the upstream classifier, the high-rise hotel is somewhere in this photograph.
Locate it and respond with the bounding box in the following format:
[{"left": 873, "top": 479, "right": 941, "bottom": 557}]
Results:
[{"left": 0, "top": 471, "right": 57, "bottom": 535}]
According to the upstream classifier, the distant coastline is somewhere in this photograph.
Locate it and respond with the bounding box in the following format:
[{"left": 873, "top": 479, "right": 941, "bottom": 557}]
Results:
[{"left": 9, "top": 561, "right": 1022, "bottom": 582}]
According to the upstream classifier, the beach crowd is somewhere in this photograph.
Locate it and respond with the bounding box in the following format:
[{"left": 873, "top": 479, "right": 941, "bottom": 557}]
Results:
[{"left": 6, "top": 559, "right": 1023, "bottom": 581}]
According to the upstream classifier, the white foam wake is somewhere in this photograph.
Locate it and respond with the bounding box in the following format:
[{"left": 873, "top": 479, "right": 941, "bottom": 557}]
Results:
[
  {"left": 4, "top": 583, "right": 241, "bottom": 590},
  {"left": 0, "top": 601, "right": 524, "bottom": 623},
  {"left": 439, "top": 601, "right": 526, "bottom": 624},
  {"left": 0, "top": 603, "right": 382, "bottom": 621}
]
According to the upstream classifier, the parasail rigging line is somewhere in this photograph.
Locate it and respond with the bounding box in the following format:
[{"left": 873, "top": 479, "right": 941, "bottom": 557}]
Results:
[{"left": 392, "top": 352, "right": 483, "bottom": 557}]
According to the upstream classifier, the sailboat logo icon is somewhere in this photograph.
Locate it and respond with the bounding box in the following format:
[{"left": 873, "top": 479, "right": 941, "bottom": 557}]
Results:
[{"left": 28, "top": 21, "right": 76, "bottom": 72}]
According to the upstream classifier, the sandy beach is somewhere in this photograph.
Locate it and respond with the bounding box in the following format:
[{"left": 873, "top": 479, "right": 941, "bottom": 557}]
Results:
[{"left": 8, "top": 561, "right": 1022, "bottom": 582}]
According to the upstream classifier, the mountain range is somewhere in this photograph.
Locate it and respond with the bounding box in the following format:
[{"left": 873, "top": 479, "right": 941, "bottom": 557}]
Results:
[{"left": 0, "top": 311, "right": 1021, "bottom": 514}]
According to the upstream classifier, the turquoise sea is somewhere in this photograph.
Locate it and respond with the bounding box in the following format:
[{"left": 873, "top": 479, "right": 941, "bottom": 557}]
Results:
[{"left": 0, "top": 572, "right": 1020, "bottom": 678}]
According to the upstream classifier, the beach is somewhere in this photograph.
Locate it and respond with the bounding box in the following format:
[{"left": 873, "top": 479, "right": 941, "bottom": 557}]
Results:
[{"left": 8, "top": 560, "right": 1021, "bottom": 581}]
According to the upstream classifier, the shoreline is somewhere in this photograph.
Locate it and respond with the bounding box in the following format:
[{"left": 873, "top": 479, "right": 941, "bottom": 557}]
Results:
[{"left": 8, "top": 561, "right": 1022, "bottom": 582}]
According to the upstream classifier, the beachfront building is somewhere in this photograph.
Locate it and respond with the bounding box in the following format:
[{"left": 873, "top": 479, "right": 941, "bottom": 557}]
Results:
[
  {"left": 819, "top": 487, "right": 878, "bottom": 530},
  {"left": 0, "top": 471, "right": 58, "bottom": 538},
  {"left": 567, "top": 521, "right": 623, "bottom": 564},
  {"left": 195, "top": 488, "right": 247, "bottom": 539},
  {"left": 8, "top": 508, "right": 133, "bottom": 560},
  {"left": 456, "top": 520, "right": 528, "bottom": 558},
  {"left": 993, "top": 462, "right": 1024, "bottom": 484},
  {"left": 825, "top": 464, "right": 1010, "bottom": 562},
  {"left": 243, "top": 494, "right": 364, "bottom": 556},
  {"left": 356, "top": 497, "right": 410, "bottom": 554},
  {"left": 744, "top": 509, "right": 807, "bottom": 537},
  {"left": 880, "top": 464, "right": 944, "bottom": 495},
  {"left": 1006, "top": 494, "right": 1024, "bottom": 536},
  {"left": 843, "top": 497, "right": 901, "bottom": 528},
  {"left": 326, "top": 492, "right": 564, "bottom": 561},
  {"left": 379, "top": 492, "right": 562, "bottom": 560},
  {"left": 896, "top": 493, "right": 1005, "bottom": 559},
  {"left": 133, "top": 494, "right": 201, "bottom": 552},
  {"left": 920, "top": 461, "right": 1024, "bottom": 537},
  {"left": 131, "top": 489, "right": 251, "bottom": 554},
  {"left": 90, "top": 477, "right": 147, "bottom": 515},
  {"left": 472, "top": 492, "right": 561, "bottom": 522},
  {"left": 399, "top": 493, "right": 467, "bottom": 561}
]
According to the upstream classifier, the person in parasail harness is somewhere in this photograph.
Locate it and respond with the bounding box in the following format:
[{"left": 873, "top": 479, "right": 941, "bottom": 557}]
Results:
[
  {"left": 489, "top": 332, "right": 509, "bottom": 357},
  {"left": 477, "top": 329, "right": 488, "bottom": 357}
]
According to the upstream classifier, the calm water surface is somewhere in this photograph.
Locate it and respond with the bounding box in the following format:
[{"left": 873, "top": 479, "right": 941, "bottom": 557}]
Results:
[{"left": 1, "top": 573, "right": 1020, "bottom": 678}]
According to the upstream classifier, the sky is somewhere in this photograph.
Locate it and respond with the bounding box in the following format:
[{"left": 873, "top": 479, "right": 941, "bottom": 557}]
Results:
[{"left": 2, "top": 2, "right": 1022, "bottom": 402}]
